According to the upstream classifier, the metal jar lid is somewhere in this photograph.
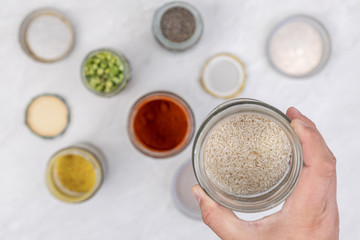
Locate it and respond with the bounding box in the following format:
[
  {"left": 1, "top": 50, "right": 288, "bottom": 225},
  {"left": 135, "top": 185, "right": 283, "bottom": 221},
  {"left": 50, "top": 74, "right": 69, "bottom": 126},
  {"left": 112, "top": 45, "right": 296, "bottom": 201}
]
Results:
[{"left": 201, "top": 53, "right": 247, "bottom": 99}]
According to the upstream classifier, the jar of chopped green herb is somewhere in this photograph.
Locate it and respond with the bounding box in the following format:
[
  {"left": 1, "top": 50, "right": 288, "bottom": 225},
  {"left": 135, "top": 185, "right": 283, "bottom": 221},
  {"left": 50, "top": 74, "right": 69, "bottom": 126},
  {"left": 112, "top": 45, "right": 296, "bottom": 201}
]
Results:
[{"left": 81, "top": 48, "right": 132, "bottom": 97}]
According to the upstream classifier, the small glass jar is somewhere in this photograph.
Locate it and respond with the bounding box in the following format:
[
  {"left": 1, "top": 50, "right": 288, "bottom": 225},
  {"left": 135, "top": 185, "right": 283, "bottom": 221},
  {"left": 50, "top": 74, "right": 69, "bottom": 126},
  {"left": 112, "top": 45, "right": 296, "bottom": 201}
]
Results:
[
  {"left": 200, "top": 53, "right": 247, "bottom": 99},
  {"left": 128, "top": 91, "right": 195, "bottom": 158},
  {"left": 46, "top": 144, "right": 104, "bottom": 203},
  {"left": 81, "top": 48, "right": 132, "bottom": 97},
  {"left": 25, "top": 93, "right": 70, "bottom": 139},
  {"left": 19, "top": 8, "right": 75, "bottom": 63},
  {"left": 152, "top": 1, "right": 203, "bottom": 51},
  {"left": 266, "top": 15, "right": 331, "bottom": 78},
  {"left": 192, "top": 98, "right": 303, "bottom": 212}
]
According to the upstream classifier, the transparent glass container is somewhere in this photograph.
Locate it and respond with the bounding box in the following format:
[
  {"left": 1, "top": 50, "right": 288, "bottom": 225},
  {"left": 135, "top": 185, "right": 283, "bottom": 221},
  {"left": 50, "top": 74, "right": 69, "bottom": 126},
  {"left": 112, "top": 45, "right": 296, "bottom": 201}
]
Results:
[
  {"left": 46, "top": 144, "right": 104, "bottom": 203},
  {"left": 192, "top": 98, "right": 303, "bottom": 212},
  {"left": 81, "top": 48, "right": 132, "bottom": 97},
  {"left": 19, "top": 8, "right": 75, "bottom": 63},
  {"left": 128, "top": 91, "right": 195, "bottom": 158},
  {"left": 266, "top": 15, "right": 331, "bottom": 78},
  {"left": 25, "top": 93, "right": 70, "bottom": 139},
  {"left": 152, "top": 1, "right": 203, "bottom": 51}
]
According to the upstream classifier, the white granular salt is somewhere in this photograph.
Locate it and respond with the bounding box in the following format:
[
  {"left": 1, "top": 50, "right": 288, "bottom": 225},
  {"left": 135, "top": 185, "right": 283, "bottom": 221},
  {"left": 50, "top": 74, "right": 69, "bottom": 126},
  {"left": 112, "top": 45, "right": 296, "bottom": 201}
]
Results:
[
  {"left": 269, "top": 20, "right": 323, "bottom": 76},
  {"left": 204, "top": 113, "right": 291, "bottom": 195},
  {"left": 26, "top": 14, "right": 72, "bottom": 60}
]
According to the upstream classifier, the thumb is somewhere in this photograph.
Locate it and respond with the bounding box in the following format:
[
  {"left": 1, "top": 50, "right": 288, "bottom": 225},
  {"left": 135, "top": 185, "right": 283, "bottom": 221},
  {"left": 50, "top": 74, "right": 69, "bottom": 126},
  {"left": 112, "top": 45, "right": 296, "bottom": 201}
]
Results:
[{"left": 192, "top": 185, "right": 253, "bottom": 240}]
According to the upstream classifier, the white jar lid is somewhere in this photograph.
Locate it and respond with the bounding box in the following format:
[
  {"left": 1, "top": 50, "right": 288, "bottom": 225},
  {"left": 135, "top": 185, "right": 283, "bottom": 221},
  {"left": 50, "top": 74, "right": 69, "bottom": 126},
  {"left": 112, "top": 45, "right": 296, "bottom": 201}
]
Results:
[
  {"left": 201, "top": 53, "right": 246, "bottom": 99},
  {"left": 171, "top": 160, "right": 201, "bottom": 220}
]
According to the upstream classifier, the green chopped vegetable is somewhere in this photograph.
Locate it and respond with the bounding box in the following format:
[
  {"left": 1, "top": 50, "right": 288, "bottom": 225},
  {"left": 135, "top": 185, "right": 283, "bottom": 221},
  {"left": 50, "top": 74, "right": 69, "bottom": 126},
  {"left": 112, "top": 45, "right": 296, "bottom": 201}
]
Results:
[{"left": 84, "top": 51, "right": 124, "bottom": 93}]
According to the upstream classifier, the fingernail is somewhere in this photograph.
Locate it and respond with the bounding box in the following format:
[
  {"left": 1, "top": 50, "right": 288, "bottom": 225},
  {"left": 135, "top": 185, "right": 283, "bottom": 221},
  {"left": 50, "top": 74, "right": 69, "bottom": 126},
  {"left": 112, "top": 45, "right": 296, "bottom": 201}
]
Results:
[
  {"left": 292, "top": 107, "right": 302, "bottom": 115},
  {"left": 293, "top": 119, "right": 307, "bottom": 127},
  {"left": 192, "top": 188, "right": 201, "bottom": 203}
]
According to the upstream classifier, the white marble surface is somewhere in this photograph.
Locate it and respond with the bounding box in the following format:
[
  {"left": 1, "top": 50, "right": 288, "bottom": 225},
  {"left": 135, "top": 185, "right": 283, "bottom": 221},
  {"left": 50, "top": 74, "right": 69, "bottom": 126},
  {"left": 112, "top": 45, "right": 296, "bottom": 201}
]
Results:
[{"left": 1, "top": 0, "right": 360, "bottom": 239}]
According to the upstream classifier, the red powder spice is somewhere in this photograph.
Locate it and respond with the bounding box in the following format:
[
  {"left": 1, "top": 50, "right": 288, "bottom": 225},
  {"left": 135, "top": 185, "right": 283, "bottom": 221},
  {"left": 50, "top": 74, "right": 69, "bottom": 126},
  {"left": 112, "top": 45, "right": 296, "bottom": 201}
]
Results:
[{"left": 133, "top": 98, "right": 189, "bottom": 151}]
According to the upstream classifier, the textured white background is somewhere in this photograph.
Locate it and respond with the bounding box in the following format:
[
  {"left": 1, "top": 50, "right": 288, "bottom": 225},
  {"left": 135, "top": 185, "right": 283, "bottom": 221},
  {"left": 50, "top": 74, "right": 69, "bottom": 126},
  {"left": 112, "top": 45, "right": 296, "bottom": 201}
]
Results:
[{"left": 1, "top": 0, "right": 360, "bottom": 239}]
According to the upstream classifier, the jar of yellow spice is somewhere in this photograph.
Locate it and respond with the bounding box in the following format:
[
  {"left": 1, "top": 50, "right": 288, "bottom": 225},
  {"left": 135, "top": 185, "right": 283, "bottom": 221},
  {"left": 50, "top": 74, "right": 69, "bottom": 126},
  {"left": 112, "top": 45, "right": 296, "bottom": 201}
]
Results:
[{"left": 46, "top": 144, "right": 104, "bottom": 203}]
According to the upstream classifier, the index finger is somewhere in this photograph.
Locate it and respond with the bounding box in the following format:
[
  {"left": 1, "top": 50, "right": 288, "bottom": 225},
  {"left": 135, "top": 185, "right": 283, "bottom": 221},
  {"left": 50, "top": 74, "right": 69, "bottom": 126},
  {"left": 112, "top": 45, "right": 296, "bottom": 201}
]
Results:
[
  {"left": 284, "top": 108, "right": 336, "bottom": 208},
  {"left": 286, "top": 107, "right": 336, "bottom": 171}
]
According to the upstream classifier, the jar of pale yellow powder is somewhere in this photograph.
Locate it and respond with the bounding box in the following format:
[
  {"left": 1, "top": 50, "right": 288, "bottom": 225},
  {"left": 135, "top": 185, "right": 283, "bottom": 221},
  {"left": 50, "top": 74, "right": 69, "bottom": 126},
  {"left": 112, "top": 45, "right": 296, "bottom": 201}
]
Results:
[{"left": 46, "top": 144, "right": 104, "bottom": 203}]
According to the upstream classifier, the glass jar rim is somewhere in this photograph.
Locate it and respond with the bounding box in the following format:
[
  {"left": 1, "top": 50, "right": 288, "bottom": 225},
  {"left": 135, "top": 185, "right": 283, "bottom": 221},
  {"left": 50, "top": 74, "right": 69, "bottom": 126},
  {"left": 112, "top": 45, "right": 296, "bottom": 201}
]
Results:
[
  {"left": 127, "top": 91, "right": 195, "bottom": 158},
  {"left": 192, "top": 98, "right": 303, "bottom": 212}
]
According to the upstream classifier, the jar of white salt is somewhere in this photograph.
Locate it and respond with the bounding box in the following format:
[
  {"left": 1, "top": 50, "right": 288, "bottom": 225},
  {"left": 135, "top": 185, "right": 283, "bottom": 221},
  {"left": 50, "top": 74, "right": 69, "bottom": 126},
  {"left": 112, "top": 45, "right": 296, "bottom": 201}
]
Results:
[
  {"left": 266, "top": 15, "right": 331, "bottom": 78},
  {"left": 19, "top": 8, "right": 75, "bottom": 63}
]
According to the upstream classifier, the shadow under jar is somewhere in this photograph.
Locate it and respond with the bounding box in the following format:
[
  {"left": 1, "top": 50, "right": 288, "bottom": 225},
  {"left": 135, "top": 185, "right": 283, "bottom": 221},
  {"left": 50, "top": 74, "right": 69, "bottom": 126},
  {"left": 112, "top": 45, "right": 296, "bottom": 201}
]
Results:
[
  {"left": 192, "top": 98, "right": 303, "bottom": 212},
  {"left": 128, "top": 91, "right": 195, "bottom": 158}
]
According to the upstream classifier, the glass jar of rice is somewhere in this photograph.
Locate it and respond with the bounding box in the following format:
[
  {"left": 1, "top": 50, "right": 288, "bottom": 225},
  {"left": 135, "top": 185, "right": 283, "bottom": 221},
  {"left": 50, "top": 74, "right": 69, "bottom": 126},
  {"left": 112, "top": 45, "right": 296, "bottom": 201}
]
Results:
[{"left": 192, "top": 98, "right": 303, "bottom": 212}]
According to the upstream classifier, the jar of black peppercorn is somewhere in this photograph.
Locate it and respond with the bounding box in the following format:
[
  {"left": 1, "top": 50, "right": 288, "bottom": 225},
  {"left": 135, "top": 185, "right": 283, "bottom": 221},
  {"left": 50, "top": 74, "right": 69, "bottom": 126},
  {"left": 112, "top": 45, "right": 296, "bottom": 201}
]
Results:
[{"left": 152, "top": 1, "right": 203, "bottom": 51}]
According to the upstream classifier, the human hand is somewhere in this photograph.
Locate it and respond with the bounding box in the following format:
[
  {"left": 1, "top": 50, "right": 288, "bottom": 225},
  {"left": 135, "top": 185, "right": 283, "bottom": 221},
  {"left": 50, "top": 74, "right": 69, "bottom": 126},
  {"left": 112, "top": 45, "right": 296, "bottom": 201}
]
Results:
[{"left": 192, "top": 107, "right": 339, "bottom": 240}]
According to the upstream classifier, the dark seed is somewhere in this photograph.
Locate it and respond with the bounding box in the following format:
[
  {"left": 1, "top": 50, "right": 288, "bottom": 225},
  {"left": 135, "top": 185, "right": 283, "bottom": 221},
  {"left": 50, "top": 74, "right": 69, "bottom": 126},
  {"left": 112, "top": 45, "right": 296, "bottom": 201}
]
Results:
[{"left": 160, "top": 7, "right": 196, "bottom": 43}]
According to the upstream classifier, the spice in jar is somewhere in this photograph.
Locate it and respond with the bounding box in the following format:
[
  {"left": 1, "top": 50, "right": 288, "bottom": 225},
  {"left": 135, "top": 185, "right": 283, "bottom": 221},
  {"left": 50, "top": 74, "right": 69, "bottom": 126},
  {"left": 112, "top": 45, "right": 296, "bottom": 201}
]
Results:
[
  {"left": 134, "top": 99, "right": 188, "bottom": 150},
  {"left": 83, "top": 51, "right": 125, "bottom": 93},
  {"left": 46, "top": 146, "right": 103, "bottom": 203},
  {"left": 160, "top": 7, "right": 196, "bottom": 43},
  {"left": 267, "top": 15, "right": 330, "bottom": 77},
  {"left": 19, "top": 8, "right": 74, "bottom": 63},
  {"left": 153, "top": 2, "right": 203, "bottom": 51},
  {"left": 128, "top": 91, "right": 195, "bottom": 158},
  {"left": 55, "top": 154, "right": 96, "bottom": 193}
]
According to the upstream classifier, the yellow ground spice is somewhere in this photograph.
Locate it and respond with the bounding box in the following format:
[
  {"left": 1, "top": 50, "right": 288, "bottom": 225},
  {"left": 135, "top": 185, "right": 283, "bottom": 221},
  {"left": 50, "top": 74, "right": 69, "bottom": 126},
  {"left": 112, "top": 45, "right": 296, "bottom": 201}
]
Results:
[{"left": 55, "top": 154, "right": 96, "bottom": 192}]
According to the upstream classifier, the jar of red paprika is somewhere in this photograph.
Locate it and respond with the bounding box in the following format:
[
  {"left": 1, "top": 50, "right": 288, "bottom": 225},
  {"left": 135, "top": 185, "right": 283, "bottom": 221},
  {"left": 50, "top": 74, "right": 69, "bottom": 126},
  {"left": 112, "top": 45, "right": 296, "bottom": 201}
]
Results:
[{"left": 128, "top": 91, "right": 195, "bottom": 158}]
